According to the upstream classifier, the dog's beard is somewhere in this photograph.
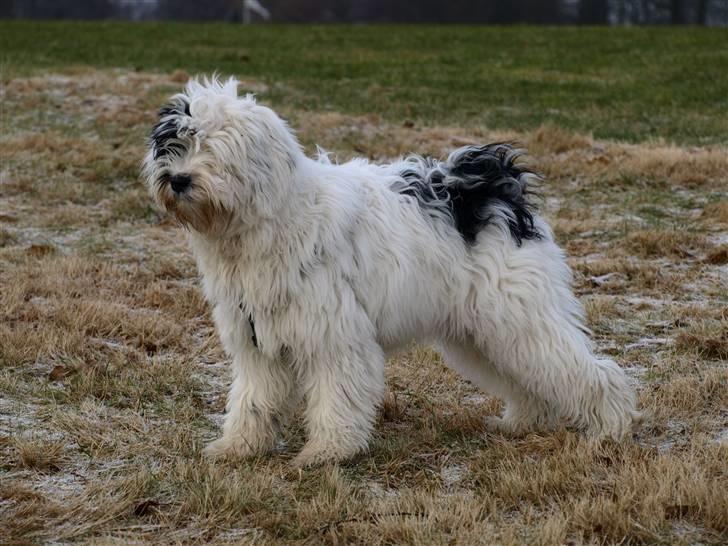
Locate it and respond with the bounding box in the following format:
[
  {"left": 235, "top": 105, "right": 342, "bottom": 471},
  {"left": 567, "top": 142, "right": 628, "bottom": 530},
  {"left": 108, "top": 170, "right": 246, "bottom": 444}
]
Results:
[{"left": 157, "top": 184, "right": 222, "bottom": 233}]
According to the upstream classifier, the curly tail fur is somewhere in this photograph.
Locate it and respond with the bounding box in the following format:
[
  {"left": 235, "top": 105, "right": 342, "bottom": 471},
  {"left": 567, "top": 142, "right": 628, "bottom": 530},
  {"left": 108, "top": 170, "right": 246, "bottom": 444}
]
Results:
[{"left": 392, "top": 143, "right": 541, "bottom": 245}]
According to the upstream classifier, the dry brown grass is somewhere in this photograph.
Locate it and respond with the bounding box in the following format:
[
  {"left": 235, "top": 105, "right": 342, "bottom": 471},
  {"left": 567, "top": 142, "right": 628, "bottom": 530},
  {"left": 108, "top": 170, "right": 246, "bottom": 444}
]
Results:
[
  {"left": 1, "top": 69, "right": 726, "bottom": 544},
  {"left": 626, "top": 229, "right": 710, "bottom": 258},
  {"left": 674, "top": 319, "right": 728, "bottom": 361},
  {"left": 702, "top": 201, "right": 728, "bottom": 224},
  {"left": 12, "top": 437, "right": 67, "bottom": 472},
  {"left": 705, "top": 245, "right": 728, "bottom": 265}
]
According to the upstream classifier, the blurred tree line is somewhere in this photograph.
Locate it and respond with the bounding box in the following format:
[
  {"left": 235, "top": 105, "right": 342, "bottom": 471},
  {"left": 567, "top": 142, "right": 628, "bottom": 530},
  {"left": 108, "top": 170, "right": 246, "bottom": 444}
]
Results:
[{"left": 1, "top": 0, "right": 726, "bottom": 24}]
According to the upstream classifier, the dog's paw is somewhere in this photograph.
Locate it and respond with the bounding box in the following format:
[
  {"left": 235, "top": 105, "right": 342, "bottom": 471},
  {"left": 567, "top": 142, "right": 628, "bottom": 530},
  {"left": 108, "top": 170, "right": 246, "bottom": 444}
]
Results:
[
  {"left": 291, "top": 442, "right": 359, "bottom": 468},
  {"left": 485, "top": 413, "right": 563, "bottom": 438},
  {"left": 484, "top": 415, "right": 512, "bottom": 435},
  {"left": 203, "top": 437, "right": 259, "bottom": 460},
  {"left": 291, "top": 446, "right": 331, "bottom": 468},
  {"left": 203, "top": 438, "right": 236, "bottom": 460},
  {"left": 483, "top": 415, "right": 533, "bottom": 437}
]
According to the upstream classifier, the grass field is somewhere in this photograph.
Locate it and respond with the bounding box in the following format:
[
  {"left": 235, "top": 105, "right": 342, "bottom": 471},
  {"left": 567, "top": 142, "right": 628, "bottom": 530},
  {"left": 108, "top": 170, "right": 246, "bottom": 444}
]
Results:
[
  {"left": 1, "top": 22, "right": 727, "bottom": 544},
  {"left": 3, "top": 22, "right": 728, "bottom": 144}
]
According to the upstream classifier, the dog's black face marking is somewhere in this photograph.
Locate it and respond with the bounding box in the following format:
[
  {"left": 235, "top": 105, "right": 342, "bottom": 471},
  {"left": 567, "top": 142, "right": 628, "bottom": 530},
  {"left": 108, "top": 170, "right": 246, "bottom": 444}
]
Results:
[
  {"left": 150, "top": 97, "right": 191, "bottom": 160},
  {"left": 393, "top": 144, "right": 541, "bottom": 246}
]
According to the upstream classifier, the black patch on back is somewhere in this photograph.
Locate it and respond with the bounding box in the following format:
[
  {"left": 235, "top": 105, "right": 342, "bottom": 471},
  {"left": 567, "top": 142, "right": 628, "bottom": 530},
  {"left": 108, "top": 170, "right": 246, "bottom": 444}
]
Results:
[
  {"left": 150, "top": 97, "right": 190, "bottom": 160},
  {"left": 446, "top": 144, "right": 540, "bottom": 244},
  {"left": 393, "top": 143, "right": 541, "bottom": 246},
  {"left": 397, "top": 159, "right": 449, "bottom": 204}
]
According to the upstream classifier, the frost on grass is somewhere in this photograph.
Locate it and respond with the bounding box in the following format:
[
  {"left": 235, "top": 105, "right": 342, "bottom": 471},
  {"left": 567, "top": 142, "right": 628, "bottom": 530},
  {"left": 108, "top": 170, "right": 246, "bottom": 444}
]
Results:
[{"left": 0, "top": 69, "right": 727, "bottom": 544}]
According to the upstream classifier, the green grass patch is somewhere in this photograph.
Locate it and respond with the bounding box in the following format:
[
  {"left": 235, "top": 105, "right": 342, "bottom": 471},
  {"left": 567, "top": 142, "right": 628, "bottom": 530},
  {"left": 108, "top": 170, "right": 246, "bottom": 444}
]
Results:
[{"left": 2, "top": 22, "right": 728, "bottom": 144}]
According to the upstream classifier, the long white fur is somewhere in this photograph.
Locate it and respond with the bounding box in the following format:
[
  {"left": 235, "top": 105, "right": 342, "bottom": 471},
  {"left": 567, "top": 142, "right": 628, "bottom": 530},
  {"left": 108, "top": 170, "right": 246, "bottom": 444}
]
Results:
[{"left": 142, "top": 78, "right": 638, "bottom": 467}]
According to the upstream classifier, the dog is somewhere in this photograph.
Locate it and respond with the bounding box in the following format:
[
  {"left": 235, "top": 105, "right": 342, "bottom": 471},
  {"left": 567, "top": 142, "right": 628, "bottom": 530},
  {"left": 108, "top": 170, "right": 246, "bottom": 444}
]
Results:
[{"left": 142, "top": 78, "right": 638, "bottom": 467}]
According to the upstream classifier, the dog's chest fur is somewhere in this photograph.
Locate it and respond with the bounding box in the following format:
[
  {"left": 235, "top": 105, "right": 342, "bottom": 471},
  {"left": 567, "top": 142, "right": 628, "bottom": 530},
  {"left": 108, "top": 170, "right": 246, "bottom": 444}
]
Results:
[{"left": 187, "top": 222, "right": 342, "bottom": 357}]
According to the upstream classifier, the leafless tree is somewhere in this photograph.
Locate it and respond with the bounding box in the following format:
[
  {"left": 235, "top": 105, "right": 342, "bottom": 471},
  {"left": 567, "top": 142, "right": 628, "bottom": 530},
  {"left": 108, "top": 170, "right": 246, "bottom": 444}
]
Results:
[
  {"left": 2, "top": 0, "right": 727, "bottom": 25},
  {"left": 670, "top": 0, "right": 686, "bottom": 22},
  {"left": 697, "top": 0, "right": 709, "bottom": 22},
  {"left": 12, "top": 0, "right": 113, "bottom": 19},
  {"left": 0, "top": 0, "right": 14, "bottom": 17},
  {"left": 579, "top": 0, "right": 610, "bottom": 23}
]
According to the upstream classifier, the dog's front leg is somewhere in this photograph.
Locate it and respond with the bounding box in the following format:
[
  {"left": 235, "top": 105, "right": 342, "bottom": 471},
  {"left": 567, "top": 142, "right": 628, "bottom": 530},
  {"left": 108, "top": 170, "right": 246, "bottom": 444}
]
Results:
[
  {"left": 205, "top": 349, "right": 294, "bottom": 459},
  {"left": 293, "top": 319, "right": 385, "bottom": 467},
  {"left": 205, "top": 309, "right": 295, "bottom": 459}
]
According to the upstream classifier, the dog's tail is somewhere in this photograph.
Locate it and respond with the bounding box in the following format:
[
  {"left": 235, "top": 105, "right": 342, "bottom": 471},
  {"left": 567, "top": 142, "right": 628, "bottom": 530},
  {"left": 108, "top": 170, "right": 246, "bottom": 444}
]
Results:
[
  {"left": 438, "top": 144, "right": 541, "bottom": 245},
  {"left": 394, "top": 143, "right": 542, "bottom": 246}
]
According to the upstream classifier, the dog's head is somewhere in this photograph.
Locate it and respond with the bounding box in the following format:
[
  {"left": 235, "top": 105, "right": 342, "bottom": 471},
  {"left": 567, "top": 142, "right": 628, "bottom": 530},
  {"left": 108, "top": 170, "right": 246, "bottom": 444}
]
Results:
[{"left": 142, "top": 77, "right": 300, "bottom": 233}]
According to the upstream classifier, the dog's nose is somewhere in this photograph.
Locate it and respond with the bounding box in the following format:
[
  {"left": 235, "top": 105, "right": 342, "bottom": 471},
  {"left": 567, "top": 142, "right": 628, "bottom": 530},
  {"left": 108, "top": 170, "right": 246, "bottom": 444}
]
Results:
[{"left": 169, "top": 174, "right": 192, "bottom": 194}]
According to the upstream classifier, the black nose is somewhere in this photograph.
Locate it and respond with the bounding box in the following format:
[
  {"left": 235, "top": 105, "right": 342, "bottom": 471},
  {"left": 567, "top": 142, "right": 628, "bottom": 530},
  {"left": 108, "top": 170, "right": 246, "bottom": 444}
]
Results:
[{"left": 169, "top": 174, "right": 192, "bottom": 193}]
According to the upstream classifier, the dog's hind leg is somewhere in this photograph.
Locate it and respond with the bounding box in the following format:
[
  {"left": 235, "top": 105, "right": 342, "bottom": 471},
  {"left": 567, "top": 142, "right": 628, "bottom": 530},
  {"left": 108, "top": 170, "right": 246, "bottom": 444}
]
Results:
[
  {"left": 438, "top": 338, "right": 559, "bottom": 435},
  {"left": 467, "top": 233, "right": 638, "bottom": 440},
  {"left": 204, "top": 306, "right": 296, "bottom": 459},
  {"left": 292, "top": 298, "right": 385, "bottom": 467}
]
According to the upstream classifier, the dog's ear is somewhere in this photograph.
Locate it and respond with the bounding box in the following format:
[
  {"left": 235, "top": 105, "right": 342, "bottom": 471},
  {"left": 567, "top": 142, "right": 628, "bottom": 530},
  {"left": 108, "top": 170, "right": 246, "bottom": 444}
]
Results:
[
  {"left": 237, "top": 108, "right": 300, "bottom": 218},
  {"left": 150, "top": 97, "right": 191, "bottom": 160}
]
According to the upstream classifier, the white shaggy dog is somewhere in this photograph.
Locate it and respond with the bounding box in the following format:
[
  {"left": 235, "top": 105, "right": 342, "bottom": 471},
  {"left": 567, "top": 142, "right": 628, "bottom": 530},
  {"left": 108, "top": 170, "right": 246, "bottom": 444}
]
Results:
[{"left": 142, "top": 78, "right": 637, "bottom": 467}]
